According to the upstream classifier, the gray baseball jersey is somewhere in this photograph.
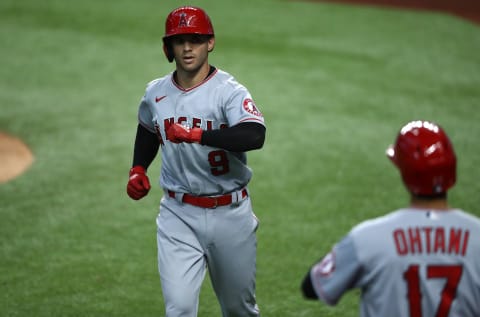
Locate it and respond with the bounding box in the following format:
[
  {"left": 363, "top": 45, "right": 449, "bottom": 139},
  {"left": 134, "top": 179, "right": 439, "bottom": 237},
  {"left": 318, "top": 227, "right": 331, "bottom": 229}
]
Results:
[
  {"left": 137, "top": 68, "right": 265, "bottom": 196},
  {"left": 309, "top": 208, "right": 480, "bottom": 317}
]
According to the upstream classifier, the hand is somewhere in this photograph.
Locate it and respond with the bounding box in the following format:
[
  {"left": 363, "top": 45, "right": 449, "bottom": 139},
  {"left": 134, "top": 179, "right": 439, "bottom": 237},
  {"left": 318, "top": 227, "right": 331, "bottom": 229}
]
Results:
[
  {"left": 166, "top": 123, "right": 203, "bottom": 144},
  {"left": 126, "top": 165, "right": 151, "bottom": 200}
]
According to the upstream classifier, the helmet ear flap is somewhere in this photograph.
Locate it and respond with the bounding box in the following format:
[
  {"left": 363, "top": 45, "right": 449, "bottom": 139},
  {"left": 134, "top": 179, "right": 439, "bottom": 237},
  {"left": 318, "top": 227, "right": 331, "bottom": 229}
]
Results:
[
  {"left": 163, "top": 41, "right": 174, "bottom": 63},
  {"left": 386, "top": 145, "right": 398, "bottom": 167}
]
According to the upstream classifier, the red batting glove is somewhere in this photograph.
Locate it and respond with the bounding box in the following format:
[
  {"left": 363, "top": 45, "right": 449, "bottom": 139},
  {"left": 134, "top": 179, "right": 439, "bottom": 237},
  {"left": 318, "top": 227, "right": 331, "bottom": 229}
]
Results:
[
  {"left": 166, "top": 123, "right": 203, "bottom": 144},
  {"left": 126, "top": 165, "right": 151, "bottom": 200}
]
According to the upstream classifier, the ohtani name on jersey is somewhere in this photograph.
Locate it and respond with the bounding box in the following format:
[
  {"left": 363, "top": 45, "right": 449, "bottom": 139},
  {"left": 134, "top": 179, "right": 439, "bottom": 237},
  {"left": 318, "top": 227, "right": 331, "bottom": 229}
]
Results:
[{"left": 393, "top": 227, "right": 470, "bottom": 256}]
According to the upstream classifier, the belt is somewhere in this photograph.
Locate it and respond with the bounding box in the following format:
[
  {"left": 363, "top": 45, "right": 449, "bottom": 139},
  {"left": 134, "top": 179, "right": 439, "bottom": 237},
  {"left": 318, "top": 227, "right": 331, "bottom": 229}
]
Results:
[{"left": 167, "top": 189, "right": 248, "bottom": 209}]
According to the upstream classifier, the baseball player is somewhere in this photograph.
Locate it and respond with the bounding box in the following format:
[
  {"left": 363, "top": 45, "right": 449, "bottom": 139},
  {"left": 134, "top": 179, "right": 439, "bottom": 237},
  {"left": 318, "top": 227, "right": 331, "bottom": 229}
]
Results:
[
  {"left": 126, "top": 6, "right": 265, "bottom": 317},
  {"left": 301, "top": 120, "right": 480, "bottom": 317}
]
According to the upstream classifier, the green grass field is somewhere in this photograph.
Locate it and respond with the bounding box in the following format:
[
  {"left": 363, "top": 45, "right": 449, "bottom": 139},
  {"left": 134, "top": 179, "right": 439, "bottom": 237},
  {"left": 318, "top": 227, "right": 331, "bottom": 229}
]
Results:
[{"left": 1, "top": 0, "right": 480, "bottom": 316}]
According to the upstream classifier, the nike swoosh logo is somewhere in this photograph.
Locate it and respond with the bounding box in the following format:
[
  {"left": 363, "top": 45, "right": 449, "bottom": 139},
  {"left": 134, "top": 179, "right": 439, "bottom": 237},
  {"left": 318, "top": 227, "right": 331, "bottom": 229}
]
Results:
[{"left": 155, "top": 95, "right": 167, "bottom": 103}]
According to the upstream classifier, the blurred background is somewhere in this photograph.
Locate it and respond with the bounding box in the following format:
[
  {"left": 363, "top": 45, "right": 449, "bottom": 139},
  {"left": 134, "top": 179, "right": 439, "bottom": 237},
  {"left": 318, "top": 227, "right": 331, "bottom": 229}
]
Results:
[{"left": 1, "top": 0, "right": 479, "bottom": 316}]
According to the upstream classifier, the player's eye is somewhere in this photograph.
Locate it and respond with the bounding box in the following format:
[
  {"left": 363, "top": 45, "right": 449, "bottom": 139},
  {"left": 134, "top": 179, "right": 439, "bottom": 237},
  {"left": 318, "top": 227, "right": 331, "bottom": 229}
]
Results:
[
  {"left": 172, "top": 35, "right": 208, "bottom": 45},
  {"left": 171, "top": 37, "right": 185, "bottom": 45},
  {"left": 189, "top": 35, "right": 205, "bottom": 44}
]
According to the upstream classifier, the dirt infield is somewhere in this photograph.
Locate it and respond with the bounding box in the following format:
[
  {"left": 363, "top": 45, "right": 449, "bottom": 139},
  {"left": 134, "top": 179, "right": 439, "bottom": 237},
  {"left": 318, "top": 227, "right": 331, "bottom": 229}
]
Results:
[
  {"left": 0, "top": 133, "right": 34, "bottom": 183},
  {"left": 307, "top": 0, "right": 480, "bottom": 25}
]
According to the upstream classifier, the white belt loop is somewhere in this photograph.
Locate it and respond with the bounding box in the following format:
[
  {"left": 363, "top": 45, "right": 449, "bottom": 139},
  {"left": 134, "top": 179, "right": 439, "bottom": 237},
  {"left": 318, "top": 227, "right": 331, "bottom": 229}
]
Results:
[
  {"left": 231, "top": 188, "right": 247, "bottom": 207},
  {"left": 175, "top": 192, "right": 185, "bottom": 204},
  {"left": 165, "top": 189, "right": 184, "bottom": 204},
  {"left": 230, "top": 190, "right": 240, "bottom": 207},
  {"left": 231, "top": 190, "right": 240, "bottom": 204}
]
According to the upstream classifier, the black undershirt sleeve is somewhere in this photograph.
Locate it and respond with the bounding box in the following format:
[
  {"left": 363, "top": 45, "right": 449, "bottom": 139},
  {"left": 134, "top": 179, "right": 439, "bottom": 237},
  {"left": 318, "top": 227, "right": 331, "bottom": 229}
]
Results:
[
  {"left": 132, "top": 121, "right": 264, "bottom": 168},
  {"left": 201, "top": 122, "right": 265, "bottom": 152},
  {"left": 301, "top": 269, "right": 319, "bottom": 299},
  {"left": 132, "top": 124, "right": 160, "bottom": 169}
]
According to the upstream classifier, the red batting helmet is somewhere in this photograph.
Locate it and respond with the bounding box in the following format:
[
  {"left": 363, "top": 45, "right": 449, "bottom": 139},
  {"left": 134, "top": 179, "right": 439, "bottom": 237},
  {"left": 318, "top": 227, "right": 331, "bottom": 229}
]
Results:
[
  {"left": 386, "top": 120, "right": 456, "bottom": 196},
  {"left": 162, "top": 6, "right": 214, "bottom": 62}
]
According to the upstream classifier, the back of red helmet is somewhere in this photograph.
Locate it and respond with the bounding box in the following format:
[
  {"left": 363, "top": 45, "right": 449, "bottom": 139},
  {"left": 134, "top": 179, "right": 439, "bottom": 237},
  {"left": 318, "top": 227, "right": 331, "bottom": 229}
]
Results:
[{"left": 386, "top": 120, "right": 457, "bottom": 196}]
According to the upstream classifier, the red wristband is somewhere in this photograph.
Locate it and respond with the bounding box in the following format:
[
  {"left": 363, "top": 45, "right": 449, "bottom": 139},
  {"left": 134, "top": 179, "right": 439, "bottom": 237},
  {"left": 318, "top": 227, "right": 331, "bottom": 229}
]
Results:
[
  {"left": 130, "top": 165, "right": 146, "bottom": 176},
  {"left": 191, "top": 128, "right": 203, "bottom": 143}
]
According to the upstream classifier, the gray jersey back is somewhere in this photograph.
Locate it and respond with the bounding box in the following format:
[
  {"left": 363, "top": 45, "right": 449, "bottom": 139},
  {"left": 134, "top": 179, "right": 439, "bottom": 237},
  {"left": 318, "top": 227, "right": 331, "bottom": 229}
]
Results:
[
  {"left": 310, "top": 208, "right": 480, "bottom": 317},
  {"left": 137, "top": 68, "right": 265, "bottom": 195}
]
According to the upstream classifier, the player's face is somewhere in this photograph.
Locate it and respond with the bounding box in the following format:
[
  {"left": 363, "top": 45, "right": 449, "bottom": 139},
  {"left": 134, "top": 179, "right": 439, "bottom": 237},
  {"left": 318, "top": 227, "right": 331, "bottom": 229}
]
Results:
[{"left": 171, "top": 34, "right": 214, "bottom": 73}]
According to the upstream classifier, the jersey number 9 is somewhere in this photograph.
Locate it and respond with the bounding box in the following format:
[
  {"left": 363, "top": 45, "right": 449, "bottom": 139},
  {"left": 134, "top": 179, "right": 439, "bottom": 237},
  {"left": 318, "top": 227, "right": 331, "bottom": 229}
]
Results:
[{"left": 208, "top": 150, "right": 230, "bottom": 176}]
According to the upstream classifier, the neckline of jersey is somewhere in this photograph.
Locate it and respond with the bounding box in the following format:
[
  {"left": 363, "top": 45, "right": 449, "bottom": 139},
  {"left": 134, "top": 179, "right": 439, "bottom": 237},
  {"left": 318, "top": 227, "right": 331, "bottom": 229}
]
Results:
[{"left": 171, "top": 66, "right": 218, "bottom": 93}]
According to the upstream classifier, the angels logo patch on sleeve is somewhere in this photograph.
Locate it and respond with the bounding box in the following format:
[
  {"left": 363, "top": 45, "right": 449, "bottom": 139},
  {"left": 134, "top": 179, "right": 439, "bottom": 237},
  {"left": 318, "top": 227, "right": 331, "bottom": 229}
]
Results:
[
  {"left": 313, "top": 251, "right": 336, "bottom": 277},
  {"left": 243, "top": 98, "right": 263, "bottom": 117}
]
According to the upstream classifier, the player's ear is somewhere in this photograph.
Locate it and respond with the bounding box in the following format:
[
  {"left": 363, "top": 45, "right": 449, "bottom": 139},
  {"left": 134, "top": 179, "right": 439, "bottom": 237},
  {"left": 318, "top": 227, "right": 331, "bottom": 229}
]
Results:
[{"left": 207, "top": 36, "right": 215, "bottom": 53}]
